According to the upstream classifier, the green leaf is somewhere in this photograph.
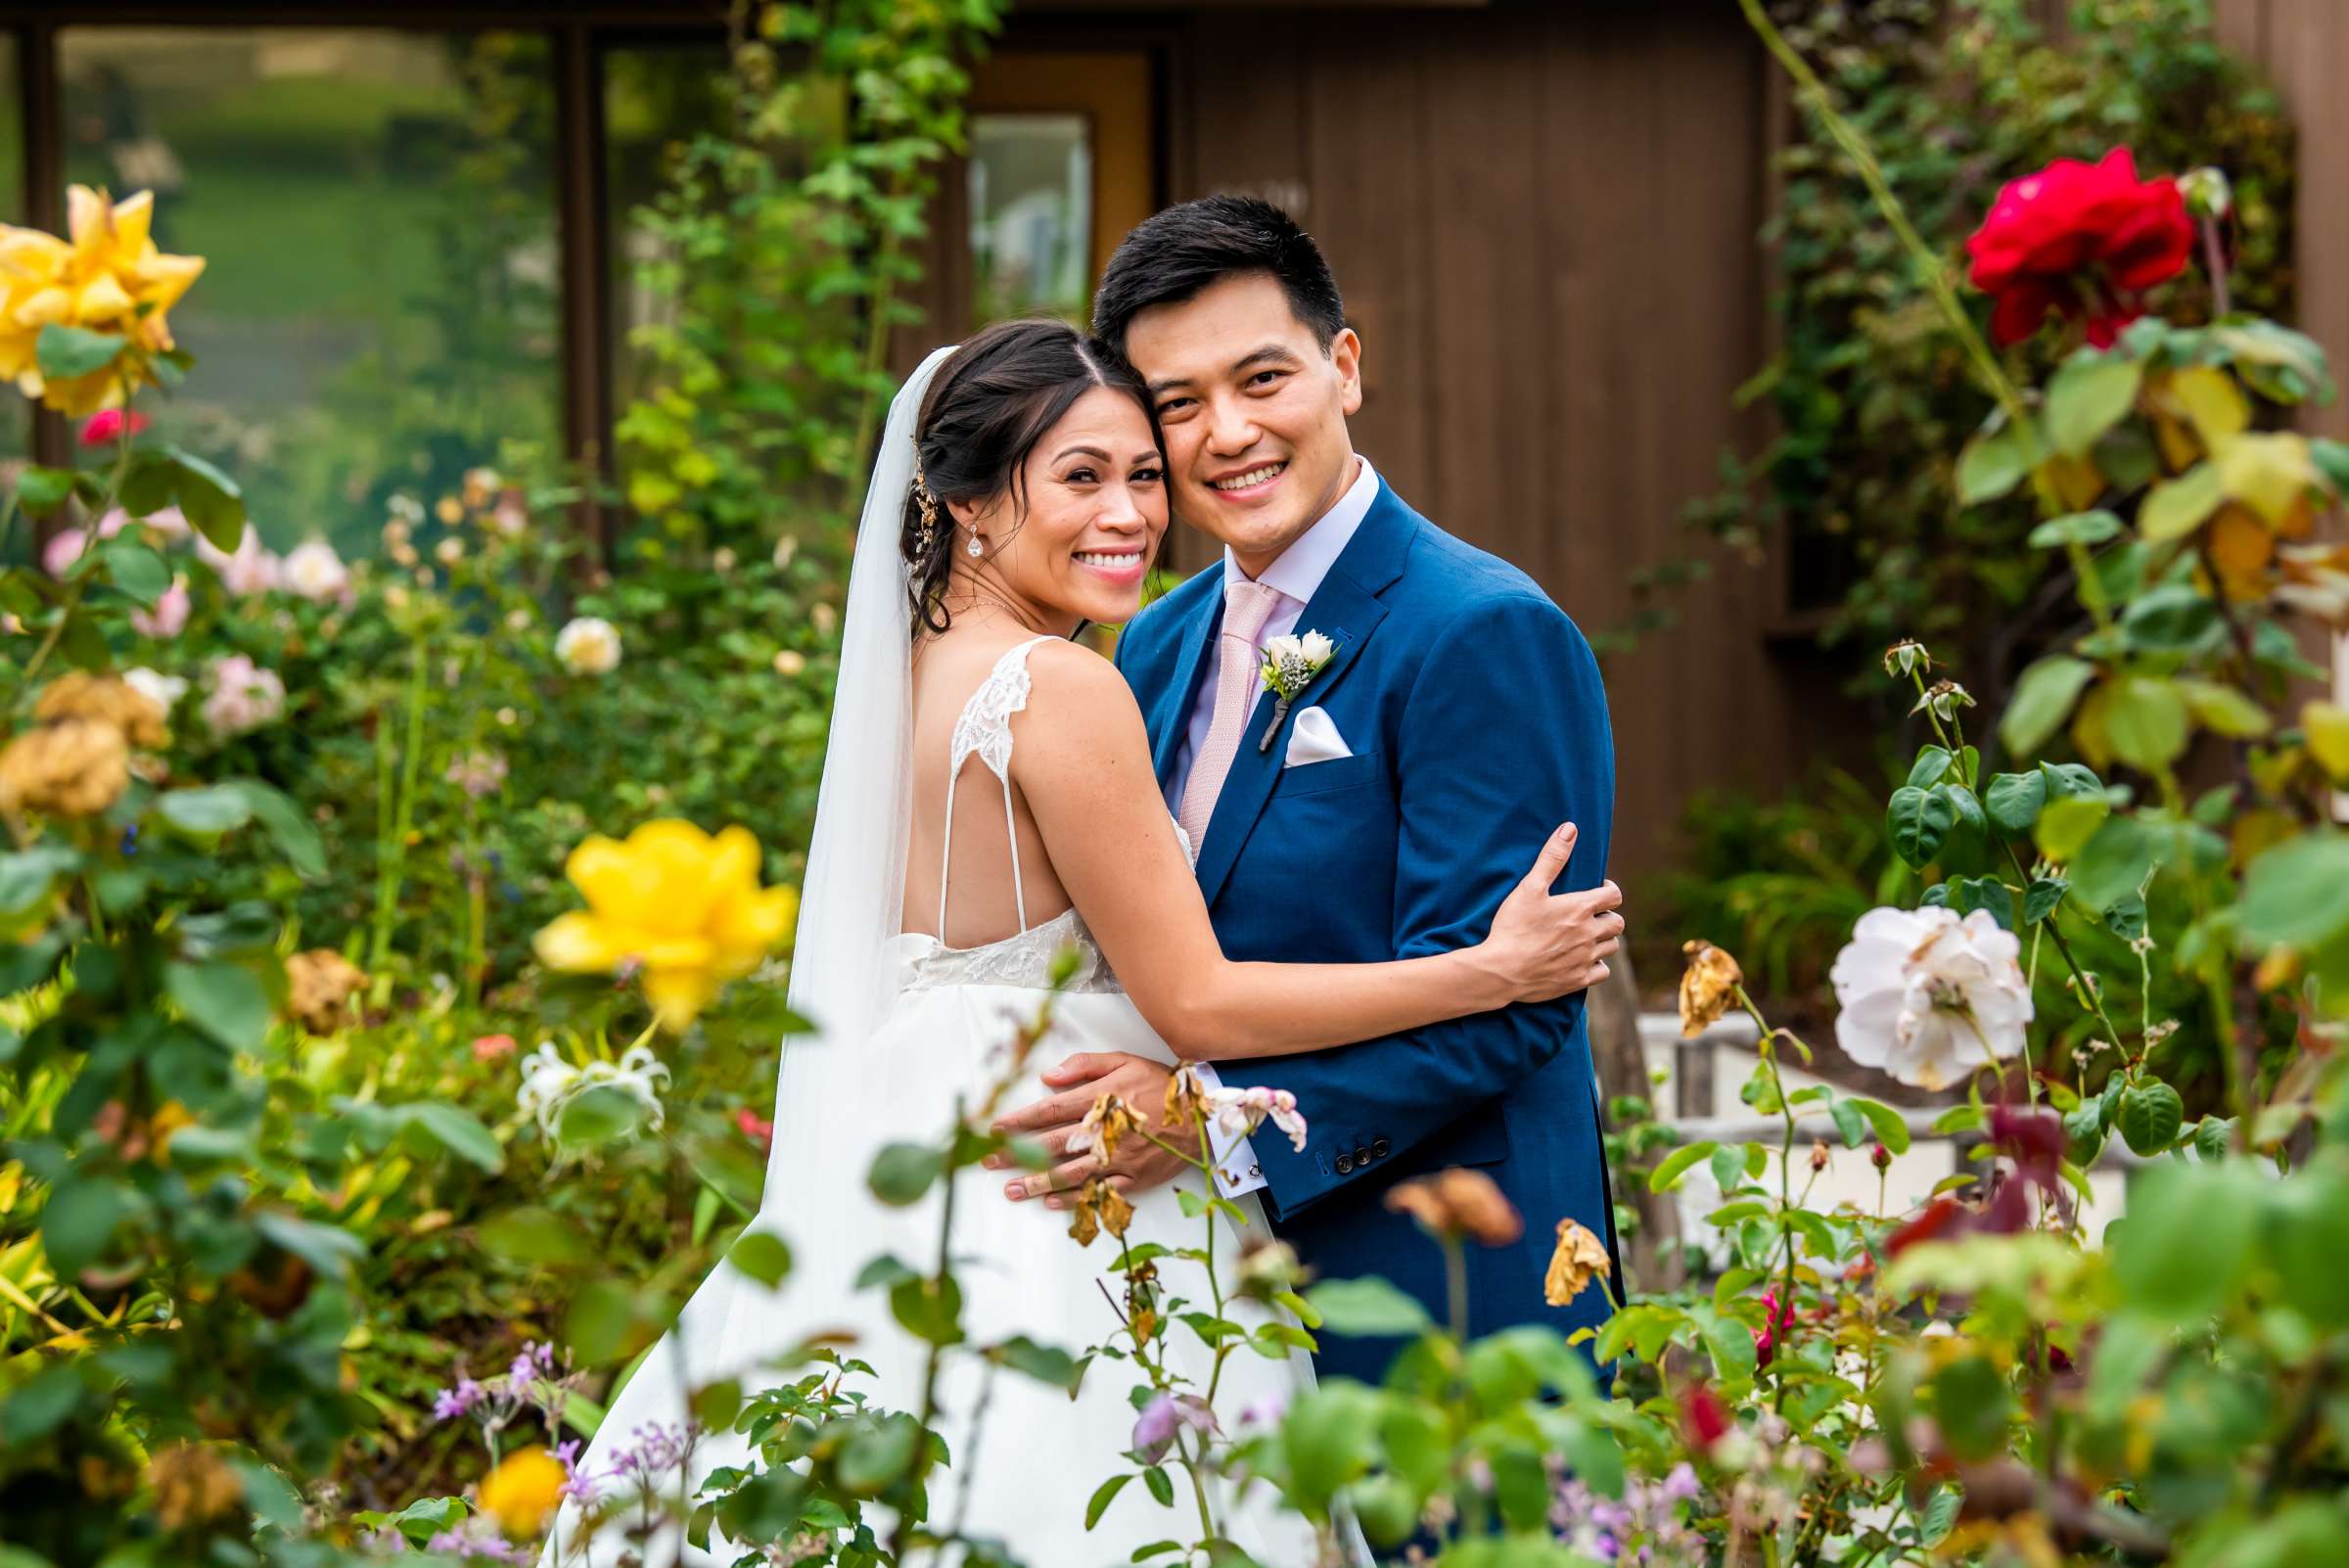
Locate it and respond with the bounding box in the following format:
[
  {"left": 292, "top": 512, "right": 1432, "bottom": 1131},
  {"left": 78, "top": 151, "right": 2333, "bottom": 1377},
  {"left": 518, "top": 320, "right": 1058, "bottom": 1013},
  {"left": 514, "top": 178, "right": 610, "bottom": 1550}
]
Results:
[
  {"left": 478, "top": 1206, "right": 594, "bottom": 1267},
  {"left": 867, "top": 1141, "right": 943, "bottom": 1207},
  {"left": 1647, "top": 1140, "right": 1718, "bottom": 1193},
  {"left": 2035, "top": 795, "right": 2110, "bottom": 863},
  {"left": 164, "top": 960, "right": 271, "bottom": 1051},
  {"left": 2112, "top": 1162, "right": 2257, "bottom": 1323},
  {"left": 1303, "top": 1275, "right": 1434, "bottom": 1338},
  {"left": 2027, "top": 509, "right": 2124, "bottom": 549},
  {"left": 1282, "top": 1383, "right": 1380, "bottom": 1509},
  {"left": 1886, "top": 785, "right": 1957, "bottom": 869},
  {"left": 2118, "top": 1081, "right": 2184, "bottom": 1156},
  {"left": 167, "top": 447, "right": 246, "bottom": 547},
  {"left": 99, "top": 537, "right": 169, "bottom": 607},
  {"left": 398, "top": 1101, "right": 503, "bottom": 1173},
  {"left": 1905, "top": 746, "right": 1954, "bottom": 789},
  {"left": 2046, "top": 354, "right": 2142, "bottom": 455},
  {"left": 839, "top": 1412, "right": 921, "bottom": 1492},
  {"left": 2264, "top": 1176, "right": 2349, "bottom": 1325},
  {"left": 2001, "top": 656, "right": 2096, "bottom": 757},
  {"left": 1142, "top": 1465, "right": 1174, "bottom": 1507},
  {"left": 1983, "top": 771, "right": 2047, "bottom": 837},
  {"left": 1957, "top": 420, "right": 2030, "bottom": 505},
  {"left": 2103, "top": 676, "right": 2190, "bottom": 771},
  {"left": 2023, "top": 877, "right": 2067, "bottom": 924},
  {"left": 1932, "top": 1355, "right": 2014, "bottom": 1461},
  {"left": 16, "top": 465, "right": 76, "bottom": 518},
  {"left": 2139, "top": 461, "right": 2224, "bottom": 542},
  {"left": 1842, "top": 1096, "right": 1910, "bottom": 1155},
  {"left": 2068, "top": 814, "right": 2163, "bottom": 912},
  {"left": 218, "top": 778, "right": 326, "bottom": 880},
  {"left": 2120, "top": 584, "right": 2223, "bottom": 654},
  {"left": 889, "top": 1272, "right": 965, "bottom": 1346},
  {"left": 2177, "top": 679, "right": 2271, "bottom": 739},
  {"left": 36, "top": 323, "right": 124, "bottom": 381},
  {"left": 727, "top": 1230, "right": 793, "bottom": 1289},
  {"left": 40, "top": 1176, "right": 138, "bottom": 1276},
  {"left": 157, "top": 784, "right": 255, "bottom": 839},
  {"left": 0, "top": 845, "right": 79, "bottom": 922},
  {"left": 1829, "top": 1098, "right": 1865, "bottom": 1149},
  {"left": 2242, "top": 834, "right": 2349, "bottom": 948},
  {"left": 994, "top": 1334, "right": 1081, "bottom": 1391},
  {"left": 554, "top": 1084, "right": 647, "bottom": 1146},
  {"left": 1085, "top": 1473, "right": 1134, "bottom": 1530},
  {"left": 2063, "top": 1103, "right": 2105, "bottom": 1167}
]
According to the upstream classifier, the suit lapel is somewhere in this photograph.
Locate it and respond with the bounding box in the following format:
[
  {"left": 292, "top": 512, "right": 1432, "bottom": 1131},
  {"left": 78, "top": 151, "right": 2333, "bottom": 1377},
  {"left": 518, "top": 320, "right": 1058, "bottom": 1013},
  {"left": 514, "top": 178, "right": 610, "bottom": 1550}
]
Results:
[
  {"left": 1151, "top": 583, "right": 1224, "bottom": 795},
  {"left": 1191, "top": 484, "right": 1417, "bottom": 906}
]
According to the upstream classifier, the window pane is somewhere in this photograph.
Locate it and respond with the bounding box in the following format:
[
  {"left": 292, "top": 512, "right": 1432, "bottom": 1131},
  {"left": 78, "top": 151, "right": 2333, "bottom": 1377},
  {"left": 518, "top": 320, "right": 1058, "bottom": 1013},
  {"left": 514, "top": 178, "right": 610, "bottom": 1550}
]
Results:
[
  {"left": 604, "top": 43, "right": 730, "bottom": 428},
  {"left": 58, "top": 27, "right": 559, "bottom": 555},
  {"left": 969, "top": 112, "right": 1092, "bottom": 325}
]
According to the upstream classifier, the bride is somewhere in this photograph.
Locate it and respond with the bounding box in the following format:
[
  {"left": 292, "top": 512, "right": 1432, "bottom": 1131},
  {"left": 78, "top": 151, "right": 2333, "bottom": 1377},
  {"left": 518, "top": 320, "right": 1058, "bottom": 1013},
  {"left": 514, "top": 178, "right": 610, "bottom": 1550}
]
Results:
[{"left": 543, "top": 322, "right": 1623, "bottom": 1567}]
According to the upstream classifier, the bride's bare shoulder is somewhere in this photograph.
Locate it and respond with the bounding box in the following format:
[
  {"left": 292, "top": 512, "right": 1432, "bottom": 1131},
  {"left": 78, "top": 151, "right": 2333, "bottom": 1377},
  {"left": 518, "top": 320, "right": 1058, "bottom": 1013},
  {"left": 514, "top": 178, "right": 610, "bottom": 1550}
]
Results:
[{"left": 1014, "top": 637, "right": 1150, "bottom": 759}]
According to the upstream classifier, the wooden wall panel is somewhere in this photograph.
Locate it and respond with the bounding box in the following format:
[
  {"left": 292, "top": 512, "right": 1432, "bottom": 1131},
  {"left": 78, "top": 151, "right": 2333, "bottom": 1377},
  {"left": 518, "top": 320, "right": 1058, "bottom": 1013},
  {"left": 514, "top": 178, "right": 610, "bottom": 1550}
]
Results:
[{"left": 1154, "top": 0, "right": 1810, "bottom": 891}]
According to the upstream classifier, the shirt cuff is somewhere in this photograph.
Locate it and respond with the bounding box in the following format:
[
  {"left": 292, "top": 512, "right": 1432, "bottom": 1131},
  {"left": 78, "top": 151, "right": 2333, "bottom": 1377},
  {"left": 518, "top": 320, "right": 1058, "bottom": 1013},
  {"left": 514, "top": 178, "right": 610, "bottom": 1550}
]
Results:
[{"left": 1191, "top": 1062, "right": 1268, "bottom": 1197}]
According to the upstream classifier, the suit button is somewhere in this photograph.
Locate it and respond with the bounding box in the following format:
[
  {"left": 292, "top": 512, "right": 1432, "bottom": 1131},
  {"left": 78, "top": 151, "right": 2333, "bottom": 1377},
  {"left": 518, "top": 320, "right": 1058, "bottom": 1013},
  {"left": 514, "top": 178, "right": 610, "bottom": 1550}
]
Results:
[
  {"left": 1335, "top": 1154, "right": 1355, "bottom": 1175},
  {"left": 1354, "top": 1144, "right": 1372, "bottom": 1168},
  {"left": 1370, "top": 1137, "right": 1391, "bottom": 1160}
]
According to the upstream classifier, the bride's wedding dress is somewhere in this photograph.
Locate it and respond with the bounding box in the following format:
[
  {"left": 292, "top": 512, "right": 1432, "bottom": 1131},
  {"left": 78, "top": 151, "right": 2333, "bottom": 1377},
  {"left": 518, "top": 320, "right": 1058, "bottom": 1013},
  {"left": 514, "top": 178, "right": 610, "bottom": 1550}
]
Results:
[{"left": 542, "top": 345, "right": 1349, "bottom": 1566}]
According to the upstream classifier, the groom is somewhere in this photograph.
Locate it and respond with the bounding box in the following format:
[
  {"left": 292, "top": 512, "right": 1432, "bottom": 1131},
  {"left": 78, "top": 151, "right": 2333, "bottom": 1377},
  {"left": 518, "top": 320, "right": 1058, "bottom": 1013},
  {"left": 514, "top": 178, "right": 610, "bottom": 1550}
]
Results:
[{"left": 996, "top": 196, "right": 1623, "bottom": 1379}]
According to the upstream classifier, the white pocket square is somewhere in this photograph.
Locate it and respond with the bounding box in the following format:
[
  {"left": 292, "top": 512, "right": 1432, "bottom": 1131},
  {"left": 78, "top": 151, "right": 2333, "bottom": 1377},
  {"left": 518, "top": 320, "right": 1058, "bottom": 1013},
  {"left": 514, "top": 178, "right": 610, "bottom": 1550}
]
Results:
[{"left": 1283, "top": 706, "right": 1353, "bottom": 767}]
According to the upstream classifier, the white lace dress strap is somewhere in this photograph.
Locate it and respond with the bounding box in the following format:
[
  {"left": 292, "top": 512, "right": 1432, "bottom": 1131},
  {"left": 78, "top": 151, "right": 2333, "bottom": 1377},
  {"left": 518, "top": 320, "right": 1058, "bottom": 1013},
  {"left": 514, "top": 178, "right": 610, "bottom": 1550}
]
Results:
[{"left": 937, "top": 635, "right": 1057, "bottom": 940}]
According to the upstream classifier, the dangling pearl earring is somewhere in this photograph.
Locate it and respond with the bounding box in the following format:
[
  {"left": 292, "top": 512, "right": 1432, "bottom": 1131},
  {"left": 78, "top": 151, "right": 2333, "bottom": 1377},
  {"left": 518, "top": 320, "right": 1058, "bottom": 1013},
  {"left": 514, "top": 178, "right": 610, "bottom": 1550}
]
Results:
[{"left": 965, "top": 533, "right": 985, "bottom": 558}]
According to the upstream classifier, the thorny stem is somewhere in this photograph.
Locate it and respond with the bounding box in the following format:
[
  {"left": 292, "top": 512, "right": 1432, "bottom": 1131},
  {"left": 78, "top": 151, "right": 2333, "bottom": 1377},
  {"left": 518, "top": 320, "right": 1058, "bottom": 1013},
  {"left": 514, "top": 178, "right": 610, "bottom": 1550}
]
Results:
[{"left": 1733, "top": 984, "right": 1803, "bottom": 1417}]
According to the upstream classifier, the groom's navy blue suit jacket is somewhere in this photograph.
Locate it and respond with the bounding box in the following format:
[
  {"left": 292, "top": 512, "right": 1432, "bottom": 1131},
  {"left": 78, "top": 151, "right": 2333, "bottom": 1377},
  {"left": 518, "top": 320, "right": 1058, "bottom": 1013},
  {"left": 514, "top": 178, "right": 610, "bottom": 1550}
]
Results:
[{"left": 1113, "top": 477, "right": 1623, "bottom": 1382}]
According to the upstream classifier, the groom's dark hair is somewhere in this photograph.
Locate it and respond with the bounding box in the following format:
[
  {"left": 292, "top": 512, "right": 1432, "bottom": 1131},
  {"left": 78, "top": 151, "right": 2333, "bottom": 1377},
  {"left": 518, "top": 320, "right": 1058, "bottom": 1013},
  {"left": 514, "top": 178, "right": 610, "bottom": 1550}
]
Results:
[{"left": 1092, "top": 195, "right": 1346, "bottom": 357}]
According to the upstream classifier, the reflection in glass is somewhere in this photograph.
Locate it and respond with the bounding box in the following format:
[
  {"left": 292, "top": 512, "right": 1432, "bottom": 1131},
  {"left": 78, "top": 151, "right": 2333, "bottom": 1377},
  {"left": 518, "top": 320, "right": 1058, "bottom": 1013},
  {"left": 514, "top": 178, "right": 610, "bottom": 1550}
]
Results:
[
  {"left": 57, "top": 27, "right": 559, "bottom": 555},
  {"left": 969, "top": 113, "right": 1092, "bottom": 325}
]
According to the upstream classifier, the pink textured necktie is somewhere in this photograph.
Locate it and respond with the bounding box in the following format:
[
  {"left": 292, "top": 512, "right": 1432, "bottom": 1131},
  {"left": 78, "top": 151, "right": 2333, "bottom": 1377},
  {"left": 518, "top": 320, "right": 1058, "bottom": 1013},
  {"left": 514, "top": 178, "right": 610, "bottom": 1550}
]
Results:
[{"left": 1179, "top": 578, "right": 1284, "bottom": 855}]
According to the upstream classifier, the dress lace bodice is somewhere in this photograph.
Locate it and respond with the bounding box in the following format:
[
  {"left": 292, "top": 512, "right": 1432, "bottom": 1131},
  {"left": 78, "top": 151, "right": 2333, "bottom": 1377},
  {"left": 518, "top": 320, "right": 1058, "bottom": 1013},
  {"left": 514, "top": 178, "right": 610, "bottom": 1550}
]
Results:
[{"left": 900, "top": 636, "right": 1120, "bottom": 996}]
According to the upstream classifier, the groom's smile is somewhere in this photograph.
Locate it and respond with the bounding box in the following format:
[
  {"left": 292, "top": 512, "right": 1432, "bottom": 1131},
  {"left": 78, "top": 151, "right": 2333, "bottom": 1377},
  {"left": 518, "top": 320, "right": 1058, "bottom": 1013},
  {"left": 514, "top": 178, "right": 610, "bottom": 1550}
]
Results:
[{"left": 1124, "top": 271, "right": 1364, "bottom": 577}]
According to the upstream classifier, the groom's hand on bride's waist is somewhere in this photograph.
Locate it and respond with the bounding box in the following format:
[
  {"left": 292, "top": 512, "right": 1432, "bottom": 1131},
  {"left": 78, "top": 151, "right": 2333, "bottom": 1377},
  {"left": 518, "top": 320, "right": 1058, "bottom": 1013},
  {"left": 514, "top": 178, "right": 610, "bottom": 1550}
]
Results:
[{"left": 986, "top": 1052, "right": 1200, "bottom": 1207}]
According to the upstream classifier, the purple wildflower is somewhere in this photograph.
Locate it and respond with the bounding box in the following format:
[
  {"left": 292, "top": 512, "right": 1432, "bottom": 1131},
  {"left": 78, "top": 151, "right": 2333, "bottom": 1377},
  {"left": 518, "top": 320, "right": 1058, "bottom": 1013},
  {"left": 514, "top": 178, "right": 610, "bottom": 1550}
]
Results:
[{"left": 432, "top": 1376, "right": 485, "bottom": 1422}]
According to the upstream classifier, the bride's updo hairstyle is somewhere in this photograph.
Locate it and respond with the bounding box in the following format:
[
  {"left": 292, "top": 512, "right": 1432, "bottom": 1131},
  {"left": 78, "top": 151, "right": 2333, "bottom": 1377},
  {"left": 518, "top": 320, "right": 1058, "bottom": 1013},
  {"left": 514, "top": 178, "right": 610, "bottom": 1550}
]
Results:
[{"left": 903, "top": 318, "right": 1156, "bottom": 635}]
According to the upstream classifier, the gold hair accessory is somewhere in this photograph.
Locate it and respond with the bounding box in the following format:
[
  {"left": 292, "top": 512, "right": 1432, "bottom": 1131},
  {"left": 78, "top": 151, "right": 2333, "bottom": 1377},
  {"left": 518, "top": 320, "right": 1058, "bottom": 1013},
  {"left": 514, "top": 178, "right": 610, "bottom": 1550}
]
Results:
[{"left": 911, "top": 443, "right": 941, "bottom": 555}]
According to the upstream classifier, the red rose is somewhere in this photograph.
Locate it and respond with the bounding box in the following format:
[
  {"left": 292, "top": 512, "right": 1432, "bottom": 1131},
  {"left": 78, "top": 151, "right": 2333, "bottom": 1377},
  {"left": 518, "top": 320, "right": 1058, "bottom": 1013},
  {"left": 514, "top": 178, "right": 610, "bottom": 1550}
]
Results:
[
  {"left": 1680, "top": 1381, "right": 1733, "bottom": 1451},
  {"left": 78, "top": 409, "right": 149, "bottom": 446},
  {"left": 1964, "top": 147, "right": 2195, "bottom": 346}
]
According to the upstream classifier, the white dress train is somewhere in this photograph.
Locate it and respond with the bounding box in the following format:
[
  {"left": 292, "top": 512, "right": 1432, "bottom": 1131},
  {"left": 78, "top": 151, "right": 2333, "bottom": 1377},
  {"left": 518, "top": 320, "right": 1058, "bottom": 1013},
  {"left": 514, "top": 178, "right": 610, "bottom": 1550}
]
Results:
[{"left": 542, "top": 638, "right": 1347, "bottom": 1568}]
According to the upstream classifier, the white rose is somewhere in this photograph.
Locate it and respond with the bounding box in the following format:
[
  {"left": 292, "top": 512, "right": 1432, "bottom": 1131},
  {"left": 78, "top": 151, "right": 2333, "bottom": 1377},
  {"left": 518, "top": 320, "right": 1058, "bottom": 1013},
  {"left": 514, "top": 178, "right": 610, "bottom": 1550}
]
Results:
[
  {"left": 1298, "top": 629, "right": 1334, "bottom": 665},
  {"left": 280, "top": 539, "right": 349, "bottom": 603},
  {"left": 123, "top": 666, "right": 188, "bottom": 714},
  {"left": 555, "top": 616, "right": 622, "bottom": 675},
  {"left": 1829, "top": 905, "right": 2033, "bottom": 1090}
]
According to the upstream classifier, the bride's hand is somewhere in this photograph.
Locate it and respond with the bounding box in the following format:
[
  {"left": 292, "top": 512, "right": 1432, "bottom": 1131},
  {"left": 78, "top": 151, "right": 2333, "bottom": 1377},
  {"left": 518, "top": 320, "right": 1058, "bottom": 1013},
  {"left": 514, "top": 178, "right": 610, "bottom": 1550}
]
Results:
[{"left": 1477, "top": 823, "right": 1623, "bottom": 1004}]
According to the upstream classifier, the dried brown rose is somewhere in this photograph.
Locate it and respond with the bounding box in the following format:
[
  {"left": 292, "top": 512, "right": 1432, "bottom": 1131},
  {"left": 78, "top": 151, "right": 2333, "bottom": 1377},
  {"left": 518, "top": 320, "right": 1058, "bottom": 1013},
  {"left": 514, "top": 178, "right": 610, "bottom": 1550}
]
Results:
[
  {"left": 34, "top": 671, "right": 167, "bottom": 748},
  {"left": 285, "top": 948, "right": 368, "bottom": 1034},
  {"left": 149, "top": 1442, "right": 244, "bottom": 1531},
  {"left": 1385, "top": 1168, "right": 1523, "bottom": 1248},
  {"left": 1679, "top": 940, "right": 1745, "bottom": 1038},
  {"left": 0, "top": 717, "right": 130, "bottom": 816},
  {"left": 1543, "top": 1218, "right": 1614, "bottom": 1308}
]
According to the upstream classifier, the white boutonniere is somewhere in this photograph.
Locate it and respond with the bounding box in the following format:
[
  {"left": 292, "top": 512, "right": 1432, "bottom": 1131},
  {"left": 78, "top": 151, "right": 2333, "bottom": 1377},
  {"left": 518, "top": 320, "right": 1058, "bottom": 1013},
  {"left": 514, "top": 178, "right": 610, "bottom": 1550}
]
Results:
[{"left": 1257, "top": 630, "right": 1336, "bottom": 752}]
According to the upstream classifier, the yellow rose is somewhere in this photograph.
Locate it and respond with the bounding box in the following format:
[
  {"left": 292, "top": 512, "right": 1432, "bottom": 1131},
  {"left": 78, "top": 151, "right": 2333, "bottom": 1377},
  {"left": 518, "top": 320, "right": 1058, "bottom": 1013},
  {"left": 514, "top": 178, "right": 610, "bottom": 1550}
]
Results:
[
  {"left": 533, "top": 819, "right": 798, "bottom": 1032},
  {"left": 0, "top": 186, "right": 205, "bottom": 415},
  {"left": 477, "top": 1445, "right": 567, "bottom": 1539}
]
